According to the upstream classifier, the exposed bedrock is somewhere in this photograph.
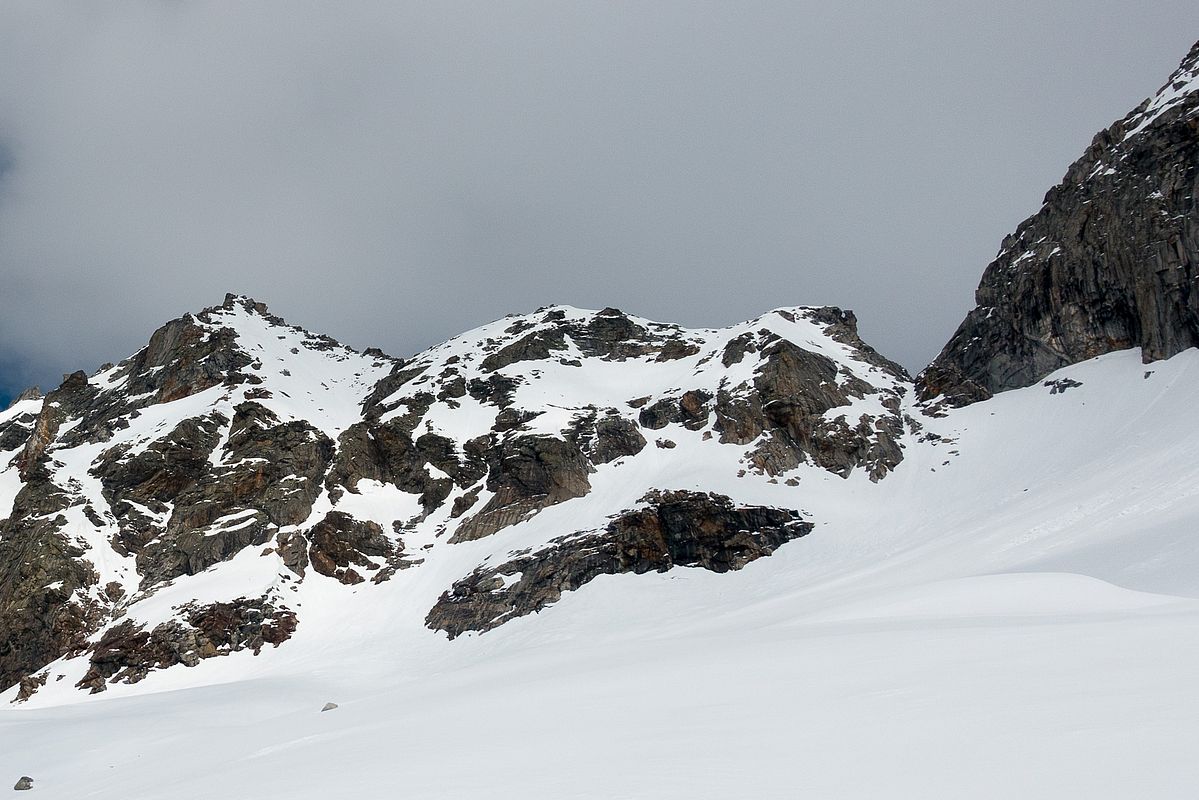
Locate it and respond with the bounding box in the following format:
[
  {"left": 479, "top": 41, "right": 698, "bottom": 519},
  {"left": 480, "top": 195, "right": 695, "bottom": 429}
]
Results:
[
  {"left": 921, "top": 41, "right": 1199, "bottom": 405},
  {"left": 74, "top": 598, "right": 297, "bottom": 694},
  {"left": 450, "top": 435, "right": 594, "bottom": 543},
  {"left": 427, "top": 490, "right": 812, "bottom": 638}
]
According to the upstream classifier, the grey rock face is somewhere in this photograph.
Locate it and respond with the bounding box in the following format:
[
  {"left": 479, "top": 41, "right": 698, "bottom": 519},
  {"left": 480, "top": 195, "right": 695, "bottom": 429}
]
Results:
[
  {"left": 0, "top": 296, "right": 383, "bottom": 694},
  {"left": 716, "top": 329, "right": 906, "bottom": 481},
  {"left": 426, "top": 490, "right": 812, "bottom": 638},
  {"left": 326, "top": 420, "right": 477, "bottom": 517},
  {"left": 306, "top": 511, "right": 396, "bottom": 585},
  {"left": 921, "top": 41, "right": 1199, "bottom": 405},
  {"left": 276, "top": 531, "right": 310, "bottom": 577},
  {"left": 92, "top": 412, "right": 228, "bottom": 557},
  {"left": 0, "top": 418, "right": 105, "bottom": 696},
  {"left": 639, "top": 389, "right": 712, "bottom": 431},
  {"left": 75, "top": 597, "right": 297, "bottom": 693},
  {"left": 451, "top": 435, "right": 594, "bottom": 543},
  {"left": 129, "top": 403, "right": 335, "bottom": 589},
  {"left": 15, "top": 371, "right": 95, "bottom": 480},
  {"left": 0, "top": 406, "right": 38, "bottom": 459},
  {"left": 480, "top": 329, "right": 568, "bottom": 372},
  {"left": 13, "top": 777, "right": 32, "bottom": 791},
  {"left": 566, "top": 410, "right": 647, "bottom": 465}
]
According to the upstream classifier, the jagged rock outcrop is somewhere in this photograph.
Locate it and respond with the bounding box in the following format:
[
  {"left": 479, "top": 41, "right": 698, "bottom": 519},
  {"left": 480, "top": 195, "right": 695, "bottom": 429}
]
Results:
[
  {"left": 921, "top": 41, "right": 1199, "bottom": 404},
  {"left": 426, "top": 490, "right": 812, "bottom": 638},
  {"left": 74, "top": 597, "right": 297, "bottom": 693},
  {"left": 706, "top": 314, "right": 908, "bottom": 480},
  {"left": 451, "top": 435, "right": 594, "bottom": 542},
  {"left": 0, "top": 295, "right": 394, "bottom": 694},
  {"left": 0, "top": 375, "right": 112, "bottom": 691},
  {"left": 566, "top": 409, "right": 647, "bottom": 464},
  {"left": 91, "top": 412, "right": 228, "bottom": 556},
  {"left": 0, "top": 397, "right": 39, "bottom": 453},
  {"left": 326, "top": 420, "right": 478, "bottom": 516},
  {"left": 0, "top": 507, "right": 104, "bottom": 700},
  {"left": 306, "top": 510, "right": 407, "bottom": 585}
]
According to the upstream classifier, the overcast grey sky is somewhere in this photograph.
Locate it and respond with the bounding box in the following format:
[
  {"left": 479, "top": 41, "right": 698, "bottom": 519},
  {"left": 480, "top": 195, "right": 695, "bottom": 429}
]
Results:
[{"left": 1, "top": 2, "right": 1197, "bottom": 402}]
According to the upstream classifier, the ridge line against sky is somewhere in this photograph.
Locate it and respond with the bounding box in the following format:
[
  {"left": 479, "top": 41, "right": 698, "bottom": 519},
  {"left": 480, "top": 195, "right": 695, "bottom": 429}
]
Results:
[{"left": 1, "top": 2, "right": 1197, "bottom": 404}]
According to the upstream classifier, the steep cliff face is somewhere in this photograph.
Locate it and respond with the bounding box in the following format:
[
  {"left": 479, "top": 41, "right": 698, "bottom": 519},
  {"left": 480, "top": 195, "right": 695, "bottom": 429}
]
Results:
[
  {"left": 0, "top": 296, "right": 912, "bottom": 697},
  {"left": 920, "top": 41, "right": 1199, "bottom": 404}
]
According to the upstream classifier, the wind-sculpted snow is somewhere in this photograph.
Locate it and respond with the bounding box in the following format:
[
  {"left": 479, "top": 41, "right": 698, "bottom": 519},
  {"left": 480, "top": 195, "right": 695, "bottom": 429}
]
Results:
[{"left": 0, "top": 295, "right": 910, "bottom": 695}]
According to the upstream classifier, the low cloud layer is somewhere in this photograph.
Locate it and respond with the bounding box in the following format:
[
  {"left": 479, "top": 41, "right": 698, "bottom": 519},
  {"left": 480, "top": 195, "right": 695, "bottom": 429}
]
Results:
[{"left": 1, "top": 2, "right": 1196, "bottom": 401}]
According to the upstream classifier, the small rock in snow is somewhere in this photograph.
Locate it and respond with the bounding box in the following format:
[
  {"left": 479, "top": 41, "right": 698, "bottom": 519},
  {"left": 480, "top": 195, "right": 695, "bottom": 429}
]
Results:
[
  {"left": 14, "top": 777, "right": 33, "bottom": 791},
  {"left": 321, "top": 702, "right": 339, "bottom": 712}
]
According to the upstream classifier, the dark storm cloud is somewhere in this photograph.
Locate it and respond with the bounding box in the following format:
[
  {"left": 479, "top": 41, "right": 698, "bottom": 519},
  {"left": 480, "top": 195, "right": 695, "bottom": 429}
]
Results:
[{"left": 1, "top": 1, "right": 1197, "bottom": 398}]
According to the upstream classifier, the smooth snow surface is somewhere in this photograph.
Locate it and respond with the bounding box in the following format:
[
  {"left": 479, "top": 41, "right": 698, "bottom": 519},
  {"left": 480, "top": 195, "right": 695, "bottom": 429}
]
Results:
[{"left": 5, "top": 326, "right": 1199, "bottom": 796}]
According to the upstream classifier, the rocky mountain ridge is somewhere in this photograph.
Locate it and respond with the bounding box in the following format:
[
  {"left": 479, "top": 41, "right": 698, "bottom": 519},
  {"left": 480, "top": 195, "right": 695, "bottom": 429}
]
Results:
[
  {"left": 3, "top": 37, "right": 1198, "bottom": 705},
  {"left": 0, "top": 294, "right": 913, "bottom": 697}
]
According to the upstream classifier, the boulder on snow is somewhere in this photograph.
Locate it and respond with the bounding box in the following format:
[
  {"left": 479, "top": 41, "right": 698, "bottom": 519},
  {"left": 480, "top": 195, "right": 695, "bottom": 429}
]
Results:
[
  {"left": 321, "top": 702, "right": 339, "bottom": 712},
  {"left": 13, "top": 777, "right": 32, "bottom": 791}
]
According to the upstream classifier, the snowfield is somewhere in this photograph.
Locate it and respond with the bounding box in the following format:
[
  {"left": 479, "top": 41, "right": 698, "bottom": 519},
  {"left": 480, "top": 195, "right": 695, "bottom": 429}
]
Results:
[{"left": 4, "top": 343, "right": 1199, "bottom": 798}]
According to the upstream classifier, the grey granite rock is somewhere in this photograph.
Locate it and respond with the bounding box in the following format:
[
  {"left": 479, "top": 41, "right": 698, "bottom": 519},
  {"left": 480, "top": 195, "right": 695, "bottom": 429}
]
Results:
[
  {"left": 427, "top": 490, "right": 811, "bottom": 638},
  {"left": 921, "top": 41, "right": 1199, "bottom": 405}
]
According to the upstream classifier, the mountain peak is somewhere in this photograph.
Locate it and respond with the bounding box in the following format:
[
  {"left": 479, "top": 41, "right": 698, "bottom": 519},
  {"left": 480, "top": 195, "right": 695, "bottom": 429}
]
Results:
[
  {"left": 919, "top": 38, "right": 1199, "bottom": 405},
  {"left": 0, "top": 295, "right": 912, "bottom": 697},
  {"left": 218, "top": 292, "right": 271, "bottom": 317},
  {"left": 4, "top": 386, "right": 41, "bottom": 411},
  {"left": 1119, "top": 38, "right": 1199, "bottom": 141}
]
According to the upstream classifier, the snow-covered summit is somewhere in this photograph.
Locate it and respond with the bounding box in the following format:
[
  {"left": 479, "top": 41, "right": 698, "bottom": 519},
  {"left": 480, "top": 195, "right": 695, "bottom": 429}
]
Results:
[
  {"left": 369, "top": 302, "right": 907, "bottom": 467},
  {"left": 88, "top": 293, "right": 395, "bottom": 437},
  {"left": 0, "top": 295, "right": 916, "bottom": 702}
]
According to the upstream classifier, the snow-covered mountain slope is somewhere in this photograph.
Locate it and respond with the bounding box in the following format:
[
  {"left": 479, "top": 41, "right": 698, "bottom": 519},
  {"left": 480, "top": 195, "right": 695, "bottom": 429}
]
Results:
[
  {"left": 5, "top": 36, "right": 1199, "bottom": 800},
  {"left": 0, "top": 296, "right": 402, "bottom": 694},
  {"left": 0, "top": 294, "right": 911, "bottom": 699},
  {"left": 2, "top": 297, "right": 1198, "bottom": 797},
  {"left": 5, "top": 339, "right": 1199, "bottom": 798}
]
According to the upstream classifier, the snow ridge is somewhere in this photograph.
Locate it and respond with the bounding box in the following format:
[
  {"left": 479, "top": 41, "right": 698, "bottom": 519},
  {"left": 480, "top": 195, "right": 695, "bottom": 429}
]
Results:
[{"left": 1122, "top": 40, "right": 1199, "bottom": 140}]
